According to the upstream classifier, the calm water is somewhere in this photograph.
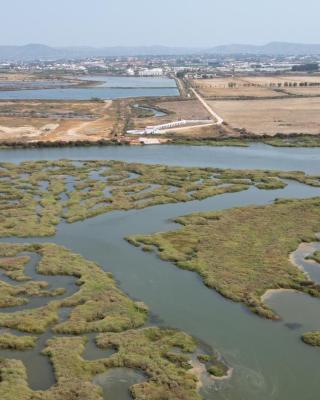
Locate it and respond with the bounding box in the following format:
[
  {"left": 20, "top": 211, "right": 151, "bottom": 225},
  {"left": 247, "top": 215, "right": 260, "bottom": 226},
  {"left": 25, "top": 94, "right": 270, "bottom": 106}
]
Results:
[
  {"left": 1, "top": 144, "right": 320, "bottom": 400},
  {"left": 1, "top": 143, "right": 320, "bottom": 174},
  {"left": 0, "top": 76, "right": 179, "bottom": 100}
]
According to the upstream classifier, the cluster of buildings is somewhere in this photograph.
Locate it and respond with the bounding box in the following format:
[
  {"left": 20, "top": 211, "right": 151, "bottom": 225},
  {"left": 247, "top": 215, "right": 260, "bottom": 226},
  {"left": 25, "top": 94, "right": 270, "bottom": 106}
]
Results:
[{"left": 1, "top": 53, "right": 319, "bottom": 79}]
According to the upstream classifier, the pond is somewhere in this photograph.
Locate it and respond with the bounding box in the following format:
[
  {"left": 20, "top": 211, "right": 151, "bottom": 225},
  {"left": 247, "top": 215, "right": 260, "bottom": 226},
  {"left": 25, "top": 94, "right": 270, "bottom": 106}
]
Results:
[{"left": 0, "top": 76, "right": 179, "bottom": 100}]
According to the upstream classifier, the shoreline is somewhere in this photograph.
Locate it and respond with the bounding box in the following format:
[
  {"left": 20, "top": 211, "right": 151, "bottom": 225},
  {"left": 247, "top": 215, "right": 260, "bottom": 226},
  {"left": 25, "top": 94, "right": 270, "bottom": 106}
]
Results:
[
  {"left": 189, "top": 358, "right": 233, "bottom": 390},
  {"left": 261, "top": 288, "right": 297, "bottom": 303},
  {"left": 2, "top": 133, "right": 320, "bottom": 149},
  {"left": 262, "top": 238, "right": 320, "bottom": 303}
]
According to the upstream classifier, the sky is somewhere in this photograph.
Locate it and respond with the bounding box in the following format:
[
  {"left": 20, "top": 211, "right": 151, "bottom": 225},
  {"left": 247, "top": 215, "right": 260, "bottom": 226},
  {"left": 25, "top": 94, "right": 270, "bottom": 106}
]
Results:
[{"left": 2, "top": 0, "right": 320, "bottom": 47}]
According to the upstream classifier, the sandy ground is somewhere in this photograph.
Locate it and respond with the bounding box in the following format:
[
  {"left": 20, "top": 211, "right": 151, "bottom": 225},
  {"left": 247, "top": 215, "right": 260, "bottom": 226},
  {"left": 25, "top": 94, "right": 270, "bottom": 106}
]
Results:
[
  {"left": 189, "top": 359, "right": 207, "bottom": 389},
  {"left": 208, "top": 97, "right": 320, "bottom": 135},
  {"left": 284, "top": 87, "right": 320, "bottom": 96},
  {"left": 0, "top": 100, "right": 115, "bottom": 142},
  {"left": 189, "top": 358, "right": 233, "bottom": 390},
  {"left": 261, "top": 289, "right": 297, "bottom": 303},
  {"left": 262, "top": 238, "right": 320, "bottom": 303},
  {"left": 0, "top": 73, "right": 34, "bottom": 81}
]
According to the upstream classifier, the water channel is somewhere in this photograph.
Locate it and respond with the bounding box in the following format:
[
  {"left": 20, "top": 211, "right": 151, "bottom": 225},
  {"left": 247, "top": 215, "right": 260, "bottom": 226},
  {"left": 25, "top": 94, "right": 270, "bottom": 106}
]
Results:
[{"left": 1, "top": 144, "right": 320, "bottom": 399}]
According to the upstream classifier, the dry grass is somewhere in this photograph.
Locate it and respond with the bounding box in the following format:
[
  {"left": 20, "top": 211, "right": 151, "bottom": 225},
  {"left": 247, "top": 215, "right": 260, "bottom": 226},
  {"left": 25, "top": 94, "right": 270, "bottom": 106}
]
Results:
[
  {"left": 192, "top": 77, "right": 284, "bottom": 98},
  {"left": 284, "top": 87, "right": 320, "bottom": 96},
  {"left": 157, "top": 99, "right": 211, "bottom": 120},
  {"left": 129, "top": 98, "right": 212, "bottom": 138},
  {"left": 208, "top": 97, "right": 320, "bottom": 135},
  {"left": 0, "top": 332, "right": 37, "bottom": 350},
  {"left": 192, "top": 75, "right": 320, "bottom": 99}
]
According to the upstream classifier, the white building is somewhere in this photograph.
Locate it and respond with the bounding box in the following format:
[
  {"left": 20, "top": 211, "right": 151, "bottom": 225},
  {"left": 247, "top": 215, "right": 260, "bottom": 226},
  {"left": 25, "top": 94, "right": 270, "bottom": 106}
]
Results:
[
  {"left": 127, "top": 68, "right": 135, "bottom": 76},
  {"left": 138, "top": 68, "right": 163, "bottom": 77}
]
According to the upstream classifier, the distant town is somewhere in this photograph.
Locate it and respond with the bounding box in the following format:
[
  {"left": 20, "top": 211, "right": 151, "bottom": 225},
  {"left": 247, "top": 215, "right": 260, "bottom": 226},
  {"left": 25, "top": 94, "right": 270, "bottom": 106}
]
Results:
[{"left": 1, "top": 52, "right": 319, "bottom": 78}]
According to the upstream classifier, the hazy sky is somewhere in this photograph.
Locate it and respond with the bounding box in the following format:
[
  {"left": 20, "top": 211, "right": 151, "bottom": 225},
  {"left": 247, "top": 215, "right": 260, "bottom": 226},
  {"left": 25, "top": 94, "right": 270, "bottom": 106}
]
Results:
[{"left": 2, "top": 0, "right": 320, "bottom": 47}]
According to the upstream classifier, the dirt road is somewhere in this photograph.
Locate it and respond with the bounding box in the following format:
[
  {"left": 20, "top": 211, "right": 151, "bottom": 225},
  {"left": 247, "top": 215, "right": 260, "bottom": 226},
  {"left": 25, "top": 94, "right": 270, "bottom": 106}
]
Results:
[{"left": 191, "top": 88, "right": 224, "bottom": 125}]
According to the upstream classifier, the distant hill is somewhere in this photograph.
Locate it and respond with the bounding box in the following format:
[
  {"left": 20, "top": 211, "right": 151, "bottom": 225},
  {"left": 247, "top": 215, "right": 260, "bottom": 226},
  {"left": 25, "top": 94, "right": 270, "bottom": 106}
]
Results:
[
  {"left": 207, "top": 42, "right": 320, "bottom": 55},
  {"left": 1, "top": 42, "right": 320, "bottom": 61},
  {"left": 0, "top": 44, "right": 198, "bottom": 61},
  {"left": 0, "top": 44, "right": 62, "bottom": 61}
]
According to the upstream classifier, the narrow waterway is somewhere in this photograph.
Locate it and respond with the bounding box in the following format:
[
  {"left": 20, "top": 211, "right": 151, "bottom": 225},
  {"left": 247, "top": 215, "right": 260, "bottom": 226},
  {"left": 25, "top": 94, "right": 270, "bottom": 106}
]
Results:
[
  {"left": 1, "top": 143, "right": 320, "bottom": 174},
  {"left": 1, "top": 145, "right": 320, "bottom": 399}
]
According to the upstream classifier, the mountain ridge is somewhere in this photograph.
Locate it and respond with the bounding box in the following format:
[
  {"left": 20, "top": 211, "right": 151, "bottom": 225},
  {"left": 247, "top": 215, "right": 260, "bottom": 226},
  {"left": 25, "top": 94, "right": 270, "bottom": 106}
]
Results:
[{"left": 1, "top": 42, "right": 320, "bottom": 61}]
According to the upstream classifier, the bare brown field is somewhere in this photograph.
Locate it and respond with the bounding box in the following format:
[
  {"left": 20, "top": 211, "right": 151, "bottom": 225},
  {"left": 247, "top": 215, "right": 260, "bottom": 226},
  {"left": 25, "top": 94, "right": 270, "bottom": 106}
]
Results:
[
  {"left": 0, "top": 100, "right": 107, "bottom": 119},
  {"left": 130, "top": 99, "right": 213, "bottom": 135},
  {"left": 209, "top": 97, "right": 320, "bottom": 135},
  {"left": 192, "top": 78, "right": 284, "bottom": 98},
  {"left": 0, "top": 100, "right": 118, "bottom": 142},
  {"left": 157, "top": 99, "right": 211, "bottom": 120},
  {"left": 239, "top": 75, "right": 320, "bottom": 85},
  {"left": 0, "top": 73, "right": 35, "bottom": 82},
  {"left": 283, "top": 87, "right": 320, "bottom": 96},
  {"left": 192, "top": 75, "right": 320, "bottom": 99}
]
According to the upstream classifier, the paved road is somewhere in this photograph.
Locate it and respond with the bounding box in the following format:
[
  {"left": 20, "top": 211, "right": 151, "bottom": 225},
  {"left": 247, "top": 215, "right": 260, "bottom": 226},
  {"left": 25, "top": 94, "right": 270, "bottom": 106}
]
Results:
[{"left": 191, "top": 88, "right": 224, "bottom": 125}]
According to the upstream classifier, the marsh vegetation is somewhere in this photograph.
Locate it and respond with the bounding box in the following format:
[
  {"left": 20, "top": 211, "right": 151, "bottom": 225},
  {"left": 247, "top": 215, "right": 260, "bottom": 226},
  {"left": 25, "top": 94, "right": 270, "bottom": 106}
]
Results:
[
  {"left": 1, "top": 159, "right": 320, "bottom": 237},
  {"left": 128, "top": 197, "right": 320, "bottom": 319},
  {"left": 0, "top": 242, "right": 222, "bottom": 399}
]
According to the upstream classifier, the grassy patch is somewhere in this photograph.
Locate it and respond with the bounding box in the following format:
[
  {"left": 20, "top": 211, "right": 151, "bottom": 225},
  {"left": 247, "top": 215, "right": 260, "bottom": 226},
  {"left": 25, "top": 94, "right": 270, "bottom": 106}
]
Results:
[
  {"left": 128, "top": 197, "right": 320, "bottom": 319},
  {"left": 263, "top": 134, "right": 320, "bottom": 148},
  {"left": 96, "top": 327, "right": 201, "bottom": 399},
  {"left": 0, "top": 255, "right": 31, "bottom": 281},
  {"left": 308, "top": 250, "right": 320, "bottom": 263},
  {"left": 0, "top": 332, "right": 37, "bottom": 350},
  {"left": 1, "top": 159, "right": 320, "bottom": 237},
  {"left": 302, "top": 331, "right": 320, "bottom": 346},
  {"left": 0, "top": 243, "right": 213, "bottom": 399}
]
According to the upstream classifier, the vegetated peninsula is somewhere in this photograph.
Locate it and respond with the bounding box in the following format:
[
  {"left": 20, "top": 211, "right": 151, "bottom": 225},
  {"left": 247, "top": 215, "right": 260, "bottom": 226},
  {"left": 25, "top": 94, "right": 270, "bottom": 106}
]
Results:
[
  {"left": 301, "top": 250, "right": 320, "bottom": 347},
  {"left": 127, "top": 197, "right": 320, "bottom": 320},
  {"left": 0, "top": 242, "right": 225, "bottom": 399},
  {"left": 1, "top": 159, "right": 320, "bottom": 237}
]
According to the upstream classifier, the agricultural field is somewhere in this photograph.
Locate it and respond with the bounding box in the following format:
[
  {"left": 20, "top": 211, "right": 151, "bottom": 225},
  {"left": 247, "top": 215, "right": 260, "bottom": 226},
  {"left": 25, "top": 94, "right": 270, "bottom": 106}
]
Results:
[
  {"left": 128, "top": 197, "right": 320, "bottom": 324},
  {"left": 208, "top": 97, "right": 320, "bottom": 135},
  {"left": 2, "top": 159, "right": 320, "bottom": 237},
  {"left": 192, "top": 80, "right": 283, "bottom": 98},
  {"left": 0, "top": 242, "right": 224, "bottom": 399},
  {"left": 192, "top": 75, "right": 320, "bottom": 99}
]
